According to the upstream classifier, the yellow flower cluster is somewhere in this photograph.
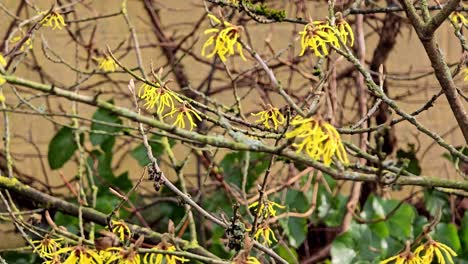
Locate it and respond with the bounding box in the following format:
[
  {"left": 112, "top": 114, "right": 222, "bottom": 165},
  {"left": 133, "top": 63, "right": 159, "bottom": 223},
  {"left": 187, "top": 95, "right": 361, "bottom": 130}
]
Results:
[
  {"left": 248, "top": 197, "right": 285, "bottom": 246},
  {"left": 202, "top": 14, "right": 246, "bottom": 62},
  {"left": 110, "top": 220, "right": 132, "bottom": 242},
  {"left": 55, "top": 245, "right": 103, "bottom": 264},
  {"left": 138, "top": 75, "right": 203, "bottom": 130},
  {"left": 380, "top": 239, "right": 457, "bottom": 264},
  {"left": 449, "top": 11, "right": 468, "bottom": 26},
  {"left": 143, "top": 241, "right": 189, "bottom": 264},
  {"left": 414, "top": 240, "right": 457, "bottom": 264},
  {"left": 246, "top": 256, "right": 262, "bottom": 264},
  {"left": 31, "top": 236, "right": 63, "bottom": 259},
  {"left": 286, "top": 116, "right": 348, "bottom": 166},
  {"left": 299, "top": 13, "right": 354, "bottom": 57},
  {"left": 253, "top": 223, "right": 278, "bottom": 246},
  {"left": 40, "top": 11, "right": 66, "bottom": 30},
  {"left": 249, "top": 199, "right": 285, "bottom": 218},
  {"left": 251, "top": 104, "right": 285, "bottom": 130},
  {"left": 105, "top": 247, "right": 141, "bottom": 264},
  {"left": 163, "top": 102, "right": 202, "bottom": 131},
  {"left": 0, "top": 54, "right": 6, "bottom": 86},
  {"left": 9, "top": 33, "right": 33, "bottom": 52},
  {"left": 463, "top": 68, "right": 468, "bottom": 81},
  {"left": 95, "top": 56, "right": 118, "bottom": 72}
]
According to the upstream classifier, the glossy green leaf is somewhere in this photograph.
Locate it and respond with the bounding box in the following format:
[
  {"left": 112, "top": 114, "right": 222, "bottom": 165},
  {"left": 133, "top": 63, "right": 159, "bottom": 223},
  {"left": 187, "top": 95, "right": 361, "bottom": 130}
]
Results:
[
  {"left": 424, "top": 190, "right": 451, "bottom": 221},
  {"left": 90, "top": 104, "right": 122, "bottom": 146},
  {"left": 48, "top": 126, "right": 79, "bottom": 169},
  {"left": 396, "top": 144, "right": 421, "bottom": 175},
  {"left": 221, "top": 151, "right": 270, "bottom": 191},
  {"left": 384, "top": 201, "right": 415, "bottom": 239},
  {"left": 286, "top": 189, "right": 309, "bottom": 213},
  {"left": 331, "top": 232, "right": 356, "bottom": 264},
  {"left": 275, "top": 244, "right": 299, "bottom": 264},
  {"left": 433, "top": 223, "right": 461, "bottom": 253},
  {"left": 460, "top": 212, "right": 468, "bottom": 253},
  {"left": 131, "top": 135, "right": 172, "bottom": 166},
  {"left": 280, "top": 217, "right": 307, "bottom": 248}
]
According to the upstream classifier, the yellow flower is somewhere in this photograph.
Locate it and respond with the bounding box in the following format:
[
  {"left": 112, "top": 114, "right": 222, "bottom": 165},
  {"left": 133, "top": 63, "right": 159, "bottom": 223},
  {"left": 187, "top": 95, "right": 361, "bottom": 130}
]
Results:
[
  {"left": 42, "top": 255, "right": 62, "bottom": 264},
  {"left": 463, "top": 68, "right": 468, "bottom": 81},
  {"left": 164, "top": 103, "right": 202, "bottom": 131},
  {"left": 380, "top": 253, "right": 422, "bottom": 264},
  {"left": 105, "top": 247, "right": 141, "bottom": 264},
  {"left": 0, "top": 54, "right": 6, "bottom": 67},
  {"left": 31, "top": 236, "right": 62, "bottom": 259},
  {"left": 246, "top": 256, "right": 261, "bottom": 264},
  {"left": 202, "top": 14, "right": 246, "bottom": 62},
  {"left": 414, "top": 240, "right": 457, "bottom": 264},
  {"left": 9, "top": 34, "right": 33, "bottom": 52},
  {"left": 246, "top": 256, "right": 262, "bottom": 264},
  {"left": 138, "top": 82, "right": 182, "bottom": 113},
  {"left": 298, "top": 21, "right": 337, "bottom": 57},
  {"left": 449, "top": 11, "right": 468, "bottom": 26},
  {"left": 286, "top": 116, "right": 348, "bottom": 166},
  {"left": 0, "top": 54, "right": 6, "bottom": 86},
  {"left": 335, "top": 12, "right": 354, "bottom": 47},
  {"left": 253, "top": 224, "right": 277, "bottom": 245},
  {"left": 95, "top": 56, "right": 118, "bottom": 72},
  {"left": 249, "top": 198, "right": 285, "bottom": 218},
  {"left": 251, "top": 104, "right": 285, "bottom": 130},
  {"left": 110, "top": 220, "right": 132, "bottom": 242},
  {"left": 54, "top": 245, "right": 103, "bottom": 264},
  {"left": 98, "top": 249, "right": 114, "bottom": 262},
  {"left": 143, "top": 242, "right": 189, "bottom": 264},
  {"left": 40, "top": 11, "right": 66, "bottom": 30}
]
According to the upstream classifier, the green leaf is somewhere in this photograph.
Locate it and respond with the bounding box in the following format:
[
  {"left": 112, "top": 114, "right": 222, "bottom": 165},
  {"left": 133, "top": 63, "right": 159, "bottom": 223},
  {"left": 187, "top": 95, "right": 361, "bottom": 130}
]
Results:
[
  {"left": 424, "top": 190, "right": 451, "bottom": 221},
  {"left": 433, "top": 223, "right": 461, "bottom": 253},
  {"left": 280, "top": 217, "right": 307, "bottom": 248},
  {"left": 131, "top": 135, "right": 172, "bottom": 166},
  {"left": 95, "top": 194, "right": 121, "bottom": 214},
  {"left": 460, "top": 212, "right": 468, "bottom": 253},
  {"left": 275, "top": 244, "right": 299, "bottom": 264},
  {"left": 331, "top": 232, "right": 356, "bottom": 264},
  {"left": 48, "top": 126, "right": 79, "bottom": 169},
  {"left": 412, "top": 215, "right": 428, "bottom": 240},
  {"left": 286, "top": 189, "right": 309, "bottom": 213},
  {"left": 2, "top": 252, "right": 38, "bottom": 264},
  {"left": 220, "top": 151, "right": 270, "bottom": 191},
  {"left": 385, "top": 203, "right": 415, "bottom": 239},
  {"left": 114, "top": 171, "right": 132, "bottom": 192},
  {"left": 317, "top": 190, "right": 347, "bottom": 227},
  {"left": 54, "top": 211, "right": 79, "bottom": 234},
  {"left": 90, "top": 104, "right": 122, "bottom": 146},
  {"left": 396, "top": 144, "right": 421, "bottom": 175}
]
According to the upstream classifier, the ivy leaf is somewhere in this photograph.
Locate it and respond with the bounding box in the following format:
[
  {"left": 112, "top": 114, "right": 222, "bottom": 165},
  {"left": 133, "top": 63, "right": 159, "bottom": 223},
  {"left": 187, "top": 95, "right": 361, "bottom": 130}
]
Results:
[
  {"left": 433, "top": 223, "right": 461, "bottom": 253},
  {"left": 90, "top": 104, "right": 122, "bottom": 146},
  {"left": 385, "top": 202, "right": 415, "bottom": 239},
  {"left": 280, "top": 217, "right": 307, "bottom": 248},
  {"left": 48, "top": 126, "right": 80, "bottom": 169},
  {"left": 131, "top": 135, "right": 173, "bottom": 166},
  {"left": 396, "top": 144, "right": 421, "bottom": 175},
  {"left": 460, "top": 212, "right": 468, "bottom": 254},
  {"left": 331, "top": 232, "right": 356, "bottom": 264},
  {"left": 286, "top": 189, "right": 309, "bottom": 212},
  {"left": 220, "top": 151, "right": 270, "bottom": 191},
  {"left": 275, "top": 244, "right": 299, "bottom": 264},
  {"left": 424, "top": 190, "right": 451, "bottom": 221}
]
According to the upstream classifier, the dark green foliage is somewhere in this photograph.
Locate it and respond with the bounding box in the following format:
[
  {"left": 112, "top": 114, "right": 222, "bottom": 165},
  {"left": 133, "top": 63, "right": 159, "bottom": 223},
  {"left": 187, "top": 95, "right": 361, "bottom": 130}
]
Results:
[
  {"left": 48, "top": 126, "right": 82, "bottom": 169},
  {"left": 90, "top": 102, "right": 123, "bottom": 146},
  {"left": 220, "top": 151, "right": 270, "bottom": 191},
  {"left": 396, "top": 144, "right": 421, "bottom": 175}
]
